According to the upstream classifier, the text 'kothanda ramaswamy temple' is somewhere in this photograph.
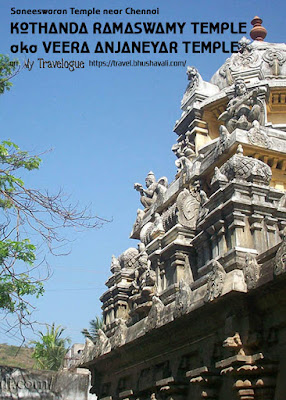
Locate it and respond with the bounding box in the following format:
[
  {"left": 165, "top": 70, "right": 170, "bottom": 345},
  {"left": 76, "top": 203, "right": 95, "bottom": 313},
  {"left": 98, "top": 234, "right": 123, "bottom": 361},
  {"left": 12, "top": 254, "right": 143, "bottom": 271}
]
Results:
[{"left": 80, "top": 17, "right": 286, "bottom": 400}]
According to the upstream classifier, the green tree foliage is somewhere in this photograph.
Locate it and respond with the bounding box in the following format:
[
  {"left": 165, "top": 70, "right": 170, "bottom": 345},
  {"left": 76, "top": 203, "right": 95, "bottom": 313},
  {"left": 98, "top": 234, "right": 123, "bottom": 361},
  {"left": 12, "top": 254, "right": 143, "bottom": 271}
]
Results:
[
  {"left": 31, "top": 323, "right": 70, "bottom": 371},
  {"left": 0, "top": 54, "right": 19, "bottom": 94},
  {"left": 81, "top": 316, "right": 104, "bottom": 343},
  {"left": 0, "top": 55, "right": 104, "bottom": 337}
]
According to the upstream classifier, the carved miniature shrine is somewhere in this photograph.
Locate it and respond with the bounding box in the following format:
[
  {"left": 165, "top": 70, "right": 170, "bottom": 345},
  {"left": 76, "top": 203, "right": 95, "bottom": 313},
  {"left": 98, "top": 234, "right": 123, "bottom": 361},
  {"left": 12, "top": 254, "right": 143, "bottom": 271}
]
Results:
[{"left": 80, "top": 17, "right": 286, "bottom": 400}]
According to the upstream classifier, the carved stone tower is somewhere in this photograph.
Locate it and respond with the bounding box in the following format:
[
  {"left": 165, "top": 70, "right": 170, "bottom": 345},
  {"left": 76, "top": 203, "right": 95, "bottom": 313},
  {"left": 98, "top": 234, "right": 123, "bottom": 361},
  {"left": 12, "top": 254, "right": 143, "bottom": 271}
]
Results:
[{"left": 80, "top": 19, "right": 286, "bottom": 400}]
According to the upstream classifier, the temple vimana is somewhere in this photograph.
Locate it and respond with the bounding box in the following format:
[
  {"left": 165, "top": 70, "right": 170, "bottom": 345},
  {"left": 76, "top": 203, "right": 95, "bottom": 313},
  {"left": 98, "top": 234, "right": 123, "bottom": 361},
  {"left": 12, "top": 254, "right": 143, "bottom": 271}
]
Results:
[{"left": 80, "top": 17, "right": 286, "bottom": 400}]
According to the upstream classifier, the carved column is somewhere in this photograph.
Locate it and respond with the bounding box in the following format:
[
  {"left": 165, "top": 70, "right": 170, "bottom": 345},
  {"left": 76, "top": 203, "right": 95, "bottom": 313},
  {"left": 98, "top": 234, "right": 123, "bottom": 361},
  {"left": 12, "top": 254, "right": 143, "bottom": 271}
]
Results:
[
  {"left": 264, "top": 216, "right": 278, "bottom": 249},
  {"left": 187, "top": 366, "right": 220, "bottom": 399},
  {"left": 249, "top": 214, "right": 264, "bottom": 253},
  {"left": 226, "top": 211, "right": 247, "bottom": 248},
  {"left": 216, "top": 354, "right": 278, "bottom": 400},
  {"left": 156, "top": 376, "right": 188, "bottom": 400},
  {"left": 170, "top": 251, "right": 190, "bottom": 284},
  {"left": 207, "top": 225, "right": 218, "bottom": 259}
]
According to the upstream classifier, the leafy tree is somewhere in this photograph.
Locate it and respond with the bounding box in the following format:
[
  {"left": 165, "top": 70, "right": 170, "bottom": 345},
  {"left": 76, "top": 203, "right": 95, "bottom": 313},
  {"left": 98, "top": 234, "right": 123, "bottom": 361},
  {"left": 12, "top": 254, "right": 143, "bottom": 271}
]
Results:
[
  {"left": 81, "top": 316, "right": 104, "bottom": 343},
  {"left": 0, "top": 54, "right": 20, "bottom": 93},
  {"left": 0, "top": 55, "right": 104, "bottom": 338},
  {"left": 31, "top": 323, "right": 70, "bottom": 371}
]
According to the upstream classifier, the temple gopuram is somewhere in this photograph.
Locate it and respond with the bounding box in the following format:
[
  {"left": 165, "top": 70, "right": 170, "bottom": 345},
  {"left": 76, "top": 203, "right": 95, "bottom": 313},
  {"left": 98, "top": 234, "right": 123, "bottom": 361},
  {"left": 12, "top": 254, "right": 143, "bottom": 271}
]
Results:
[{"left": 80, "top": 18, "right": 286, "bottom": 400}]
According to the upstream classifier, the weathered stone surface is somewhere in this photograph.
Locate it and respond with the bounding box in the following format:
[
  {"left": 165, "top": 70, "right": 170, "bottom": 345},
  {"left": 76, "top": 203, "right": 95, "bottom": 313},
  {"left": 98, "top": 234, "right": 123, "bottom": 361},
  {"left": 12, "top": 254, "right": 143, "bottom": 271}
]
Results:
[
  {"left": 0, "top": 366, "right": 92, "bottom": 400},
  {"left": 177, "top": 188, "right": 200, "bottom": 229},
  {"left": 243, "top": 253, "right": 260, "bottom": 289},
  {"left": 204, "top": 260, "right": 226, "bottom": 302}
]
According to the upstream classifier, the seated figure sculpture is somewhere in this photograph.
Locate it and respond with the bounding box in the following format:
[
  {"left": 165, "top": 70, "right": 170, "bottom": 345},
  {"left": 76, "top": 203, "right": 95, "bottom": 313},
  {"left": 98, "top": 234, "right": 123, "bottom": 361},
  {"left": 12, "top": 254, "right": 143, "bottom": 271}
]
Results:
[
  {"left": 134, "top": 171, "right": 168, "bottom": 209},
  {"left": 219, "top": 78, "right": 265, "bottom": 133}
]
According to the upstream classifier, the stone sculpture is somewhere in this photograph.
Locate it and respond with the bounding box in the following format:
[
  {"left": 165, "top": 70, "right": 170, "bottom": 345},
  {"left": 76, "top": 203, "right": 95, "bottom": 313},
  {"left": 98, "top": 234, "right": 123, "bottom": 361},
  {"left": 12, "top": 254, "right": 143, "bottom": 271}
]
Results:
[
  {"left": 243, "top": 253, "right": 260, "bottom": 290},
  {"left": 145, "top": 296, "right": 165, "bottom": 331},
  {"left": 218, "top": 78, "right": 265, "bottom": 133},
  {"left": 174, "top": 280, "right": 193, "bottom": 318},
  {"left": 211, "top": 167, "right": 228, "bottom": 186},
  {"left": 219, "top": 144, "right": 272, "bottom": 185},
  {"left": 247, "top": 120, "right": 271, "bottom": 148},
  {"left": 110, "top": 318, "right": 127, "bottom": 349},
  {"left": 177, "top": 188, "right": 200, "bottom": 229},
  {"left": 110, "top": 255, "right": 120, "bottom": 273},
  {"left": 204, "top": 261, "right": 226, "bottom": 302},
  {"left": 96, "top": 329, "right": 111, "bottom": 356},
  {"left": 134, "top": 172, "right": 168, "bottom": 209}
]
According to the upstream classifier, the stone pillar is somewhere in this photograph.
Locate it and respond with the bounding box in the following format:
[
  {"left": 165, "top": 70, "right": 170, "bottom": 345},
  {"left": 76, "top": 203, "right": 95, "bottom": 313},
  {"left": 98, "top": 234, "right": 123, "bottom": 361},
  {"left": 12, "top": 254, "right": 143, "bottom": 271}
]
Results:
[
  {"left": 227, "top": 211, "right": 247, "bottom": 248},
  {"left": 156, "top": 376, "right": 188, "bottom": 400},
  {"left": 207, "top": 225, "right": 218, "bottom": 259},
  {"left": 170, "top": 251, "right": 190, "bottom": 284},
  {"left": 187, "top": 366, "right": 220, "bottom": 400},
  {"left": 249, "top": 214, "right": 264, "bottom": 253},
  {"left": 215, "top": 219, "right": 227, "bottom": 256},
  {"left": 215, "top": 354, "right": 278, "bottom": 400},
  {"left": 264, "top": 216, "right": 278, "bottom": 249}
]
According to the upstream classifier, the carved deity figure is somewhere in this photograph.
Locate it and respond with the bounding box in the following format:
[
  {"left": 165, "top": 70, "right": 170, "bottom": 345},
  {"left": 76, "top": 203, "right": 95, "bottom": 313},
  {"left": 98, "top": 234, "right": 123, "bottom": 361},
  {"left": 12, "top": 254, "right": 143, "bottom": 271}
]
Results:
[
  {"left": 218, "top": 78, "right": 265, "bottom": 133},
  {"left": 186, "top": 66, "right": 202, "bottom": 89},
  {"left": 131, "top": 243, "right": 156, "bottom": 297},
  {"left": 110, "top": 255, "right": 120, "bottom": 274},
  {"left": 134, "top": 172, "right": 168, "bottom": 209}
]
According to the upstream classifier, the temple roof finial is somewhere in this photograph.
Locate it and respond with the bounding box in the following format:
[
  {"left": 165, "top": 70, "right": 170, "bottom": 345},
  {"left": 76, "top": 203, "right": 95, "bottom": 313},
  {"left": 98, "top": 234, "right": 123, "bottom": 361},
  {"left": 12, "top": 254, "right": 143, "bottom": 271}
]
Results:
[{"left": 250, "top": 16, "right": 267, "bottom": 41}]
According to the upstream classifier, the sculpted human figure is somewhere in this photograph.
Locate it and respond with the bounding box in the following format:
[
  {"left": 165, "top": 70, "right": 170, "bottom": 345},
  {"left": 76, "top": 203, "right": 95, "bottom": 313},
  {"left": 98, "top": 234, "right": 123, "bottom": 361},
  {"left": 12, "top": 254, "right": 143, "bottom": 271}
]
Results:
[
  {"left": 134, "top": 171, "right": 158, "bottom": 209},
  {"left": 131, "top": 243, "right": 156, "bottom": 296},
  {"left": 219, "top": 78, "right": 265, "bottom": 133},
  {"left": 134, "top": 172, "right": 168, "bottom": 209}
]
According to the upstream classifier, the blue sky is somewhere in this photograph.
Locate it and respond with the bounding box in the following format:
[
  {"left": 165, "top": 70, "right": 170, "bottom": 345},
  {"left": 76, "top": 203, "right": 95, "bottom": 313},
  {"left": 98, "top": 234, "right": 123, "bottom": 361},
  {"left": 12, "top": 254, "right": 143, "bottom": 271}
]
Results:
[{"left": 0, "top": 0, "right": 285, "bottom": 345}]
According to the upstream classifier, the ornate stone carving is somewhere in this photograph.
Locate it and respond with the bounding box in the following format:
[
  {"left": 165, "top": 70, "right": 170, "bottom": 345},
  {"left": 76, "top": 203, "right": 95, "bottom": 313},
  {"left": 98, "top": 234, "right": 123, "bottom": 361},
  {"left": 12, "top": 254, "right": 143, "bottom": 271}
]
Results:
[
  {"left": 247, "top": 120, "right": 272, "bottom": 148},
  {"left": 223, "top": 332, "right": 245, "bottom": 356},
  {"left": 243, "top": 253, "right": 260, "bottom": 290},
  {"left": 211, "top": 167, "right": 228, "bottom": 186},
  {"left": 134, "top": 172, "right": 168, "bottom": 210},
  {"left": 176, "top": 156, "right": 194, "bottom": 182},
  {"left": 162, "top": 202, "right": 177, "bottom": 231},
  {"left": 219, "top": 145, "right": 272, "bottom": 185},
  {"left": 150, "top": 213, "right": 165, "bottom": 239},
  {"left": 96, "top": 329, "right": 111, "bottom": 356},
  {"left": 218, "top": 78, "right": 266, "bottom": 133},
  {"left": 119, "top": 248, "right": 139, "bottom": 269},
  {"left": 230, "top": 38, "right": 262, "bottom": 71},
  {"left": 263, "top": 49, "right": 286, "bottom": 76},
  {"left": 181, "top": 66, "right": 203, "bottom": 105},
  {"left": 145, "top": 296, "right": 165, "bottom": 331},
  {"left": 172, "top": 136, "right": 196, "bottom": 160},
  {"left": 219, "top": 58, "right": 233, "bottom": 85},
  {"left": 204, "top": 261, "right": 226, "bottom": 302},
  {"left": 130, "top": 243, "right": 154, "bottom": 294},
  {"left": 237, "top": 36, "right": 252, "bottom": 53},
  {"left": 140, "top": 222, "right": 153, "bottom": 246},
  {"left": 274, "top": 228, "right": 286, "bottom": 276},
  {"left": 110, "top": 255, "right": 121, "bottom": 274},
  {"left": 172, "top": 137, "right": 195, "bottom": 182},
  {"left": 132, "top": 208, "right": 145, "bottom": 232},
  {"left": 174, "top": 280, "right": 193, "bottom": 318},
  {"left": 110, "top": 319, "right": 127, "bottom": 349},
  {"left": 81, "top": 337, "right": 96, "bottom": 364},
  {"left": 177, "top": 188, "right": 200, "bottom": 229},
  {"left": 194, "top": 181, "right": 209, "bottom": 224}
]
